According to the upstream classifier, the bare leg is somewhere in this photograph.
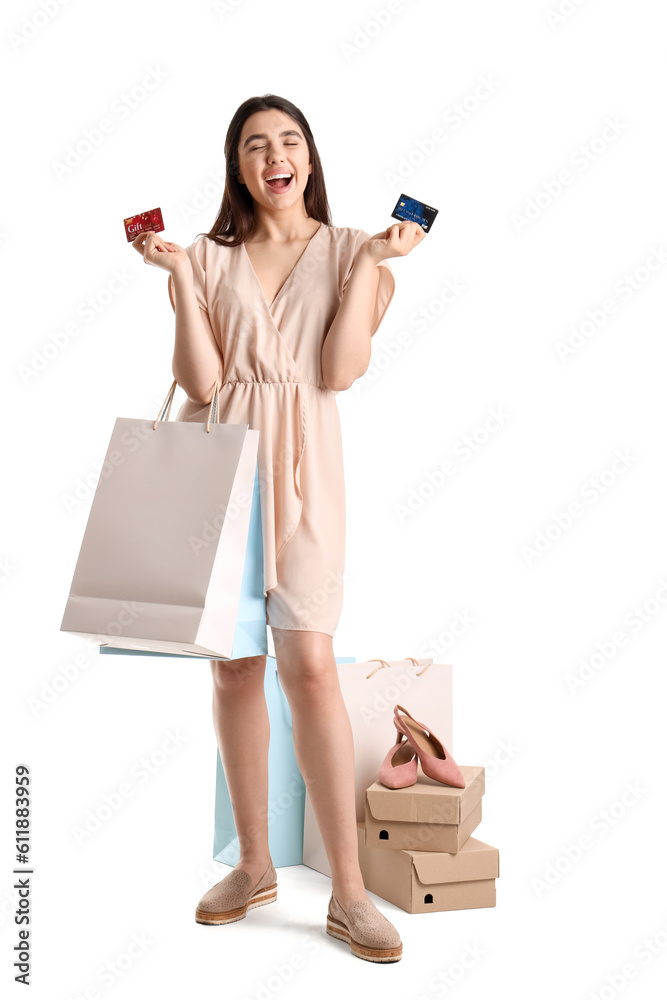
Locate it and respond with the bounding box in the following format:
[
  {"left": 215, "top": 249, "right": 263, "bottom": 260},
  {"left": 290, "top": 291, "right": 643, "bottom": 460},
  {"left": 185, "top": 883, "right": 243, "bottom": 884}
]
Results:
[
  {"left": 271, "top": 627, "right": 370, "bottom": 912},
  {"left": 210, "top": 655, "right": 272, "bottom": 885}
]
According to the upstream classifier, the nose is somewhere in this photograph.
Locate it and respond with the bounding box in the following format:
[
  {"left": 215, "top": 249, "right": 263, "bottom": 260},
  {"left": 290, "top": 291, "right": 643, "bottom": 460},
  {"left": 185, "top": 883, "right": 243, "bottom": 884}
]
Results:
[{"left": 266, "top": 140, "right": 286, "bottom": 162}]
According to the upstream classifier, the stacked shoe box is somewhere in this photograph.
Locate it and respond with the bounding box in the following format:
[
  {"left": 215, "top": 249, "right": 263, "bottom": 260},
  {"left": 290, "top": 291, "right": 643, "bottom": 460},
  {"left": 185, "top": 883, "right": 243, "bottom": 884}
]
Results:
[{"left": 356, "top": 765, "right": 500, "bottom": 913}]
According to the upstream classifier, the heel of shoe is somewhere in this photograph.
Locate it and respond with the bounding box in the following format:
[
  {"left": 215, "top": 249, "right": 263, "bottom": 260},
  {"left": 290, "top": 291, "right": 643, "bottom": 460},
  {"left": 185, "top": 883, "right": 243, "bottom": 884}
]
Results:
[
  {"left": 327, "top": 902, "right": 403, "bottom": 963},
  {"left": 327, "top": 915, "right": 402, "bottom": 962},
  {"left": 394, "top": 705, "right": 466, "bottom": 788},
  {"left": 378, "top": 717, "right": 418, "bottom": 789},
  {"left": 247, "top": 883, "right": 278, "bottom": 910},
  {"left": 326, "top": 914, "right": 350, "bottom": 944}
]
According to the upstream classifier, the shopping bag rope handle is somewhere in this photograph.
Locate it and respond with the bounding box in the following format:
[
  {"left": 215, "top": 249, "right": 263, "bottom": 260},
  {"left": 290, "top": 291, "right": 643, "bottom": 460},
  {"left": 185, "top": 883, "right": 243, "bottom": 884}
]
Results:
[
  {"left": 272, "top": 661, "right": 429, "bottom": 729},
  {"left": 366, "top": 657, "right": 430, "bottom": 678},
  {"left": 152, "top": 376, "right": 222, "bottom": 433}
]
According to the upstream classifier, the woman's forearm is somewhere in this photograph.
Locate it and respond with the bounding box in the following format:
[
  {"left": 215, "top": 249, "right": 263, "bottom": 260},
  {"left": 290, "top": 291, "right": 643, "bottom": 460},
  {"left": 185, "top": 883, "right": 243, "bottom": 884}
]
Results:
[
  {"left": 170, "top": 267, "right": 223, "bottom": 405},
  {"left": 321, "top": 251, "right": 381, "bottom": 391}
]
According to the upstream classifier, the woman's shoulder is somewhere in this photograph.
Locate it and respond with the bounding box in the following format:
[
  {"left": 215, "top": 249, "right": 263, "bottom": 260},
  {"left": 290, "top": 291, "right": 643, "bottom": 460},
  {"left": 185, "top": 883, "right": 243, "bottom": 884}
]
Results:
[
  {"left": 183, "top": 234, "right": 236, "bottom": 274},
  {"left": 184, "top": 226, "right": 371, "bottom": 265},
  {"left": 184, "top": 234, "right": 230, "bottom": 254},
  {"left": 324, "top": 224, "right": 372, "bottom": 258},
  {"left": 327, "top": 223, "right": 371, "bottom": 239},
  {"left": 186, "top": 226, "right": 369, "bottom": 247}
]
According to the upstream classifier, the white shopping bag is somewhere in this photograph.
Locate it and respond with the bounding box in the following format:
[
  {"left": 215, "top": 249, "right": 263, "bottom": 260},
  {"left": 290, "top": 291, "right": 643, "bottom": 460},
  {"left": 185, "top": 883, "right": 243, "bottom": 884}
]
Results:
[
  {"left": 60, "top": 378, "right": 265, "bottom": 659},
  {"left": 302, "top": 656, "right": 453, "bottom": 877}
]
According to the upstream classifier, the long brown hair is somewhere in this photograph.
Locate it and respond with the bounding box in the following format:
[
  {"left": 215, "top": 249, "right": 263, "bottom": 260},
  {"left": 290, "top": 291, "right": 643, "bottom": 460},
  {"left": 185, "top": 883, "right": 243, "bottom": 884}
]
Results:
[{"left": 196, "top": 94, "right": 332, "bottom": 247}]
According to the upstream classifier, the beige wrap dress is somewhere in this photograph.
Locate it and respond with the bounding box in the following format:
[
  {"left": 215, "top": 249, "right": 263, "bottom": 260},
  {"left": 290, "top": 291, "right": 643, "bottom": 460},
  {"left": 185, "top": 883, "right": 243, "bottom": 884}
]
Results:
[{"left": 168, "top": 222, "right": 395, "bottom": 637}]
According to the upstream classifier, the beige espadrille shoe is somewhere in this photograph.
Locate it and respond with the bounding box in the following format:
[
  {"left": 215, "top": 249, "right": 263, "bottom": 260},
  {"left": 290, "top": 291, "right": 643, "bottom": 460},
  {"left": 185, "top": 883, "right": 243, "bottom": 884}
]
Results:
[
  {"left": 326, "top": 892, "right": 403, "bottom": 962},
  {"left": 195, "top": 861, "right": 277, "bottom": 925}
]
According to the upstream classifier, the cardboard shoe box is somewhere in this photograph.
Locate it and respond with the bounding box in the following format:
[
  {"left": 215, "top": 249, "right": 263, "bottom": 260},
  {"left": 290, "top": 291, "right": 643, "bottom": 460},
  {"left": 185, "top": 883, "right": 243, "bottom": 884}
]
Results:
[
  {"left": 357, "top": 821, "right": 498, "bottom": 913},
  {"left": 364, "top": 765, "right": 484, "bottom": 853}
]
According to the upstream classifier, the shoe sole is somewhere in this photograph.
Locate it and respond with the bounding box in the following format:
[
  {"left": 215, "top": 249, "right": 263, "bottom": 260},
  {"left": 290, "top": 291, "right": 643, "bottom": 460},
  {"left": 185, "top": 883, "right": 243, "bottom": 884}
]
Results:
[
  {"left": 326, "top": 915, "right": 402, "bottom": 962},
  {"left": 378, "top": 773, "right": 417, "bottom": 789},
  {"left": 195, "top": 884, "right": 277, "bottom": 925}
]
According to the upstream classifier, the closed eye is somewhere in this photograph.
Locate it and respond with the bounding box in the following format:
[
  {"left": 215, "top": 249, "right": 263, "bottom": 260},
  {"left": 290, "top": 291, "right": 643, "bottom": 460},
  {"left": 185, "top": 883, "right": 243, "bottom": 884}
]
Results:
[{"left": 248, "top": 141, "right": 299, "bottom": 151}]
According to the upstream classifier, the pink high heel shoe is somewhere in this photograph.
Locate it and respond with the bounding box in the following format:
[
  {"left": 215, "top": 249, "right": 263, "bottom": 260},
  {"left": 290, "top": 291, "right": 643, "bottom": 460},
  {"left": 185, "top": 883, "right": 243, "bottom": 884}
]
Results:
[
  {"left": 393, "top": 704, "right": 466, "bottom": 788},
  {"left": 378, "top": 716, "right": 418, "bottom": 788}
]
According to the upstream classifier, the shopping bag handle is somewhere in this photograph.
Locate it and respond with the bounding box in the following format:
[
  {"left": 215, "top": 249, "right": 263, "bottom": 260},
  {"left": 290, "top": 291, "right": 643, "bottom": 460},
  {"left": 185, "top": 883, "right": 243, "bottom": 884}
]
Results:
[
  {"left": 365, "top": 656, "right": 432, "bottom": 678},
  {"left": 152, "top": 376, "right": 221, "bottom": 433}
]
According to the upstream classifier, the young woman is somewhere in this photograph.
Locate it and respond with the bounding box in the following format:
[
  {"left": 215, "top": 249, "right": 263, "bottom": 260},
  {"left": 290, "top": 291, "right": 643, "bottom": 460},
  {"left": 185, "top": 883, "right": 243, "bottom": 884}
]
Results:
[{"left": 132, "top": 94, "right": 424, "bottom": 963}]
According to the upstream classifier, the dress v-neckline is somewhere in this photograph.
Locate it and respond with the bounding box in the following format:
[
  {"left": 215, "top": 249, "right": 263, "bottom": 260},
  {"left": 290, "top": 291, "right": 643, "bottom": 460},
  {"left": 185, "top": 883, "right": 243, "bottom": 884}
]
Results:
[{"left": 241, "top": 222, "right": 324, "bottom": 313}]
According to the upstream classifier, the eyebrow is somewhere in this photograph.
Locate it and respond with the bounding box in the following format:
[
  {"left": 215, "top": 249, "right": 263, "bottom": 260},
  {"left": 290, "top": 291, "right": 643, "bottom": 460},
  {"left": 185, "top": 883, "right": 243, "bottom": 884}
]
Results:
[{"left": 242, "top": 129, "right": 302, "bottom": 148}]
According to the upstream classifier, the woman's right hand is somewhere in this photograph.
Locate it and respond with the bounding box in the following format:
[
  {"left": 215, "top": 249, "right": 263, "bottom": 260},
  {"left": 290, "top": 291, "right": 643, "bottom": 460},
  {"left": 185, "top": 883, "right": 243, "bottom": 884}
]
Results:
[{"left": 131, "top": 230, "right": 191, "bottom": 275}]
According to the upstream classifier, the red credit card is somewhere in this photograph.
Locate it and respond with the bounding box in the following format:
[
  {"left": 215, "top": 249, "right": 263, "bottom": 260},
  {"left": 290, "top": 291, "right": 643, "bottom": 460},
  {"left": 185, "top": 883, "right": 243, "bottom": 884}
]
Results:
[{"left": 124, "top": 207, "right": 164, "bottom": 242}]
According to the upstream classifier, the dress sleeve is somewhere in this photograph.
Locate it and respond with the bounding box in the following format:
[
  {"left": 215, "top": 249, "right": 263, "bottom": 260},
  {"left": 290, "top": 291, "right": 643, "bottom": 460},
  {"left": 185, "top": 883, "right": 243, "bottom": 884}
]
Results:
[
  {"left": 167, "top": 238, "right": 224, "bottom": 378},
  {"left": 340, "top": 229, "right": 395, "bottom": 337},
  {"left": 167, "top": 238, "right": 210, "bottom": 314}
]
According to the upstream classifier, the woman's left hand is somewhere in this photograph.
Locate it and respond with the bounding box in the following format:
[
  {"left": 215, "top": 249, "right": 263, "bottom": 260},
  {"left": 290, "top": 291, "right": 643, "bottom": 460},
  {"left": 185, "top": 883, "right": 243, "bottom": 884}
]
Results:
[{"left": 360, "top": 221, "right": 427, "bottom": 264}]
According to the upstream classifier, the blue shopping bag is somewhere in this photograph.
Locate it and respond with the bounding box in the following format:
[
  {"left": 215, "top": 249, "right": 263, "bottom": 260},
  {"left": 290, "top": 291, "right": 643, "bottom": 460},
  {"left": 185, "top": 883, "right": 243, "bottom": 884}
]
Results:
[
  {"left": 213, "top": 656, "right": 356, "bottom": 868},
  {"left": 99, "top": 464, "right": 268, "bottom": 660}
]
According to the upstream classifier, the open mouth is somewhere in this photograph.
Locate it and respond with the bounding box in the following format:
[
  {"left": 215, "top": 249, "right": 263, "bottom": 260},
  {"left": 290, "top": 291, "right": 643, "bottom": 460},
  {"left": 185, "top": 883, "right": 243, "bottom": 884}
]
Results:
[{"left": 264, "top": 173, "right": 293, "bottom": 192}]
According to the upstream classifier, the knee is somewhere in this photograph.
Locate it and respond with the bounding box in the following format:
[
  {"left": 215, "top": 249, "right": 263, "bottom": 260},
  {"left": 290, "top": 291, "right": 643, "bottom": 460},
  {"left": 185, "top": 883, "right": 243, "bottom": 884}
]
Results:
[
  {"left": 210, "top": 655, "right": 266, "bottom": 694},
  {"left": 278, "top": 655, "right": 338, "bottom": 709}
]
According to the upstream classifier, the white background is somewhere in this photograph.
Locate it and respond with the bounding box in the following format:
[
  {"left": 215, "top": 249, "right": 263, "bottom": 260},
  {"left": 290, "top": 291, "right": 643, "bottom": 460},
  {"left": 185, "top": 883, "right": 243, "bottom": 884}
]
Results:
[{"left": 3, "top": 0, "right": 667, "bottom": 996}]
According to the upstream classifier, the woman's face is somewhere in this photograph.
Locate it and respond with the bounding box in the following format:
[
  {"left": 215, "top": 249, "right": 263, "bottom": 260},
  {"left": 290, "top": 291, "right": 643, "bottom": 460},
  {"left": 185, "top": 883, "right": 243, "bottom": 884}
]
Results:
[{"left": 236, "top": 109, "right": 312, "bottom": 211}]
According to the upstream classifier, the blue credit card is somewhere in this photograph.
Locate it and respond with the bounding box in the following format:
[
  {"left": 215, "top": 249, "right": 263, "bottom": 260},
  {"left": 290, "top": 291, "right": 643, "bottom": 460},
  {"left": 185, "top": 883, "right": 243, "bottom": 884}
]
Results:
[{"left": 391, "top": 193, "right": 438, "bottom": 232}]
